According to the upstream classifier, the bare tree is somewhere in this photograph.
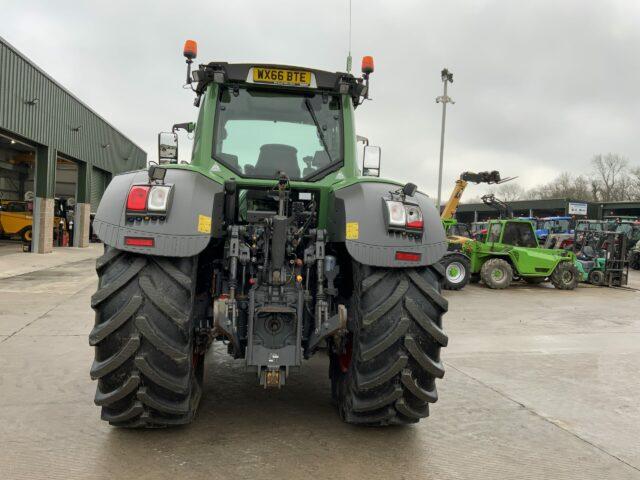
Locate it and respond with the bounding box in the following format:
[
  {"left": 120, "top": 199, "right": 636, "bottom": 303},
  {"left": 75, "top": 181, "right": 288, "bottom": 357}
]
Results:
[
  {"left": 591, "top": 153, "right": 629, "bottom": 201},
  {"left": 629, "top": 167, "right": 640, "bottom": 200},
  {"left": 572, "top": 175, "right": 594, "bottom": 200},
  {"left": 484, "top": 155, "right": 637, "bottom": 204},
  {"left": 496, "top": 182, "right": 525, "bottom": 202},
  {"left": 525, "top": 172, "right": 594, "bottom": 201}
]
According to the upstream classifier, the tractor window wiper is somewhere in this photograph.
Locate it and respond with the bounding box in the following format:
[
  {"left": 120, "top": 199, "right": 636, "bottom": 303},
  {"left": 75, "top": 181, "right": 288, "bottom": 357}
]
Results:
[{"left": 304, "top": 98, "right": 332, "bottom": 163}]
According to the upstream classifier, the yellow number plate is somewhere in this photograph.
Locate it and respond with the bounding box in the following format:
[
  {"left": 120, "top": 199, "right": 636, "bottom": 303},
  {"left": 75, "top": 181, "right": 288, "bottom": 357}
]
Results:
[{"left": 252, "top": 67, "right": 311, "bottom": 86}]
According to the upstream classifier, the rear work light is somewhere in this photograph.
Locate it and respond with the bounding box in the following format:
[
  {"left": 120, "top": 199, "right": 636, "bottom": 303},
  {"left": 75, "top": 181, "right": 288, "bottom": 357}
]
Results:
[
  {"left": 385, "top": 200, "right": 406, "bottom": 227},
  {"left": 147, "top": 186, "right": 172, "bottom": 212},
  {"left": 125, "top": 236, "right": 154, "bottom": 247},
  {"left": 384, "top": 200, "right": 424, "bottom": 232},
  {"left": 395, "top": 251, "right": 421, "bottom": 262},
  {"left": 127, "top": 185, "right": 150, "bottom": 211}
]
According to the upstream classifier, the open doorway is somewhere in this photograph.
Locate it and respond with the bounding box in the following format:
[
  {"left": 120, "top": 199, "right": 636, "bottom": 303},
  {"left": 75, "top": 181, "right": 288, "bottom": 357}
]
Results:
[
  {"left": 0, "top": 133, "right": 36, "bottom": 254},
  {"left": 54, "top": 157, "right": 78, "bottom": 247}
]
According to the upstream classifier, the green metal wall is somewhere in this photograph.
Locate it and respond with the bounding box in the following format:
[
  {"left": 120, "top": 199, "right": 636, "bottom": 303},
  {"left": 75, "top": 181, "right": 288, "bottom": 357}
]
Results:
[
  {"left": 0, "top": 36, "right": 146, "bottom": 183},
  {"left": 90, "top": 167, "right": 109, "bottom": 213}
]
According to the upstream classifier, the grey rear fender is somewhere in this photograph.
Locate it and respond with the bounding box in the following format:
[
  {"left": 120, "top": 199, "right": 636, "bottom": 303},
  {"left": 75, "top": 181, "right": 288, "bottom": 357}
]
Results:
[
  {"left": 93, "top": 169, "right": 222, "bottom": 257},
  {"left": 329, "top": 182, "right": 447, "bottom": 267}
]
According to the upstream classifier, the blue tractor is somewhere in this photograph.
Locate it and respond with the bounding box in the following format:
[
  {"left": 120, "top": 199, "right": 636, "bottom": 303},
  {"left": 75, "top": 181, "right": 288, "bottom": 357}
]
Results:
[{"left": 536, "top": 216, "right": 573, "bottom": 242}]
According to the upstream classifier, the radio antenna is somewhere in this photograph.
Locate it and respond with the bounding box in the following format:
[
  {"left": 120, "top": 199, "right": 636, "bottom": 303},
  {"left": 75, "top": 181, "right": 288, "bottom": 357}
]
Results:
[{"left": 346, "top": 0, "right": 352, "bottom": 73}]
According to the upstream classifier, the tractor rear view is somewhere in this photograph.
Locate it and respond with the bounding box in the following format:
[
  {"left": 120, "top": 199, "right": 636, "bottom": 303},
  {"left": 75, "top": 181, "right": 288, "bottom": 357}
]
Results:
[{"left": 88, "top": 41, "right": 449, "bottom": 428}]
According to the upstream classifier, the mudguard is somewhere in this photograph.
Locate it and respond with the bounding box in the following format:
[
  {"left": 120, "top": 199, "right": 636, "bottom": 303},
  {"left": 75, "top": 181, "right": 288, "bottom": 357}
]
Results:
[
  {"left": 329, "top": 182, "right": 447, "bottom": 267},
  {"left": 93, "top": 169, "right": 222, "bottom": 257}
]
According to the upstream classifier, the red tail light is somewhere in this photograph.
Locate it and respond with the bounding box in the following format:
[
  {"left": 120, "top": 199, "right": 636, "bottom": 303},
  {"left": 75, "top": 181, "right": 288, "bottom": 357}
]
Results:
[
  {"left": 125, "top": 236, "right": 154, "bottom": 247},
  {"left": 127, "top": 185, "right": 150, "bottom": 211},
  {"left": 405, "top": 205, "right": 424, "bottom": 230},
  {"left": 395, "top": 251, "right": 421, "bottom": 262}
]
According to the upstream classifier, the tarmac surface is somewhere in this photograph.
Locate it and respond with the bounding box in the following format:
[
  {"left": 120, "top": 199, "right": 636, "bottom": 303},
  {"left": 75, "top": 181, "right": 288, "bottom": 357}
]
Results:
[
  {"left": 0, "top": 240, "right": 24, "bottom": 258},
  {"left": 1, "top": 244, "right": 639, "bottom": 479}
]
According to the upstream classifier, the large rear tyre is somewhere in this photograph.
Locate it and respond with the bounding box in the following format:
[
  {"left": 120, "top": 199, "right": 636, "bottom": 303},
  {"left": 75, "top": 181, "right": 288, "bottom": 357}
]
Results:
[
  {"left": 480, "top": 258, "right": 513, "bottom": 289},
  {"left": 550, "top": 261, "right": 580, "bottom": 290},
  {"left": 440, "top": 253, "right": 471, "bottom": 291},
  {"left": 89, "top": 246, "right": 202, "bottom": 428},
  {"left": 332, "top": 263, "right": 448, "bottom": 426}
]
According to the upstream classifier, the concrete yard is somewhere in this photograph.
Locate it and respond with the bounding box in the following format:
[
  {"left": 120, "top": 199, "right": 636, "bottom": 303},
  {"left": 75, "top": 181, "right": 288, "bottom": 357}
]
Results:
[{"left": 1, "top": 245, "right": 639, "bottom": 480}]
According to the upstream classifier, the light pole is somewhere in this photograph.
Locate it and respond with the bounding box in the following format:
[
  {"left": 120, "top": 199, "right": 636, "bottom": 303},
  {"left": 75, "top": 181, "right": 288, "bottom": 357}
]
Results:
[{"left": 436, "top": 68, "right": 454, "bottom": 210}]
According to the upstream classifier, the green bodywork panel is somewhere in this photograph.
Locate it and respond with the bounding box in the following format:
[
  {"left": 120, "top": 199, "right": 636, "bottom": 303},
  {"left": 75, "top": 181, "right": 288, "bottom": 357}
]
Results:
[
  {"left": 159, "top": 85, "right": 401, "bottom": 230},
  {"left": 462, "top": 219, "right": 576, "bottom": 277},
  {"left": 575, "top": 257, "right": 606, "bottom": 282},
  {"left": 442, "top": 218, "right": 457, "bottom": 232}
]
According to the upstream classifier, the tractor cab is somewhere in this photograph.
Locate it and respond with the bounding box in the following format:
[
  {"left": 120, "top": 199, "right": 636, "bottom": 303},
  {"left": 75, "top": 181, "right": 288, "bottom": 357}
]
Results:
[
  {"left": 613, "top": 222, "right": 640, "bottom": 249},
  {"left": 446, "top": 221, "right": 471, "bottom": 239},
  {"left": 536, "top": 216, "right": 572, "bottom": 241},
  {"left": 211, "top": 78, "right": 343, "bottom": 181},
  {"left": 575, "top": 219, "right": 605, "bottom": 232},
  {"left": 159, "top": 48, "right": 379, "bottom": 188},
  {"left": 483, "top": 219, "right": 539, "bottom": 248}
]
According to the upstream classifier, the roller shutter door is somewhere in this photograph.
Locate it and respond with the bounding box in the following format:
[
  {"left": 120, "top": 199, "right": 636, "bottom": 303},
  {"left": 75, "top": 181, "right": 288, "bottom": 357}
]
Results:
[{"left": 90, "top": 167, "right": 108, "bottom": 213}]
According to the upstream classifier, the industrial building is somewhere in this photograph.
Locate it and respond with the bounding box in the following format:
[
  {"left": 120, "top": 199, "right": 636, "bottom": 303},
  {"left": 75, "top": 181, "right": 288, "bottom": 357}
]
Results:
[
  {"left": 0, "top": 36, "right": 146, "bottom": 253},
  {"left": 455, "top": 198, "right": 640, "bottom": 223}
]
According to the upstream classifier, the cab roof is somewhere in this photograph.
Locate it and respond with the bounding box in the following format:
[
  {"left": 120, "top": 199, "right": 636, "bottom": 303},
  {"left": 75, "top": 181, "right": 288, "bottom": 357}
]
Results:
[{"left": 192, "top": 62, "right": 367, "bottom": 103}]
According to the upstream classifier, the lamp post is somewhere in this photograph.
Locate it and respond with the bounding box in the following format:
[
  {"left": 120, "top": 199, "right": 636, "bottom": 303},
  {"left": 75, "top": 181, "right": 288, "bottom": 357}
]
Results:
[{"left": 436, "top": 68, "right": 454, "bottom": 210}]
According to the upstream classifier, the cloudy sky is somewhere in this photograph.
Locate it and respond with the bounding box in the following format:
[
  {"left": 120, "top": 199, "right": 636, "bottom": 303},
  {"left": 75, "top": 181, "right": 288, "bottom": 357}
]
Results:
[{"left": 3, "top": 0, "right": 639, "bottom": 200}]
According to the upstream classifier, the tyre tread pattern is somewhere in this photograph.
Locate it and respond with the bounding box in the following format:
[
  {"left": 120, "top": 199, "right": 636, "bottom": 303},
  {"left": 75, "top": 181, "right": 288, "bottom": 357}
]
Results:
[
  {"left": 91, "top": 258, "right": 146, "bottom": 308},
  {"left": 94, "top": 373, "right": 140, "bottom": 406},
  {"left": 550, "top": 261, "right": 580, "bottom": 290},
  {"left": 90, "top": 246, "right": 200, "bottom": 428},
  {"left": 90, "top": 334, "right": 140, "bottom": 380},
  {"left": 338, "top": 263, "right": 448, "bottom": 426},
  {"left": 89, "top": 295, "right": 142, "bottom": 346},
  {"left": 139, "top": 275, "right": 189, "bottom": 333},
  {"left": 480, "top": 258, "right": 513, "bottom": 289}
]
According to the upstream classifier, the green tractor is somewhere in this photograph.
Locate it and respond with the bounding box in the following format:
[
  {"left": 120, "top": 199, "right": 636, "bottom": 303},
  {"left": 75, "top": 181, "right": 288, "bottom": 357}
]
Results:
[
  {"left": 88, "top": 42, "right": 449, "bottom": 428},
  {"left": 461, "top": 219, "right": 580, "bottom": 289},
  {"left": 439, "top": 172, "right": 513, "bottom": 291}
]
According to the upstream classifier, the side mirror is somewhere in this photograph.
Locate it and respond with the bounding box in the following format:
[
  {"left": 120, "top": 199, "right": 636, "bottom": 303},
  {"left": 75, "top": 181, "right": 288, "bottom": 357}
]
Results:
[
  {"left": 158, "top": 132, "right": 178, "bottom": 164},
  {"left": 363, "top": 145, "right": 381, "bottom": 177}
]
